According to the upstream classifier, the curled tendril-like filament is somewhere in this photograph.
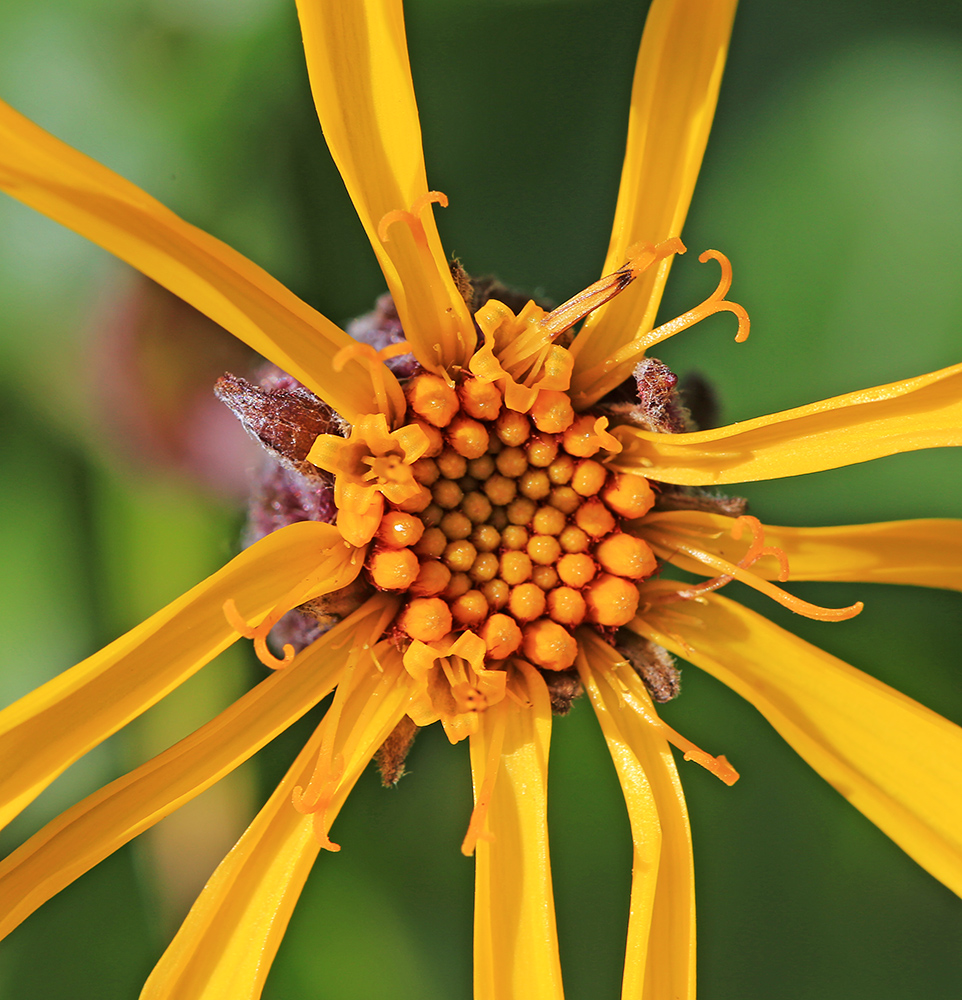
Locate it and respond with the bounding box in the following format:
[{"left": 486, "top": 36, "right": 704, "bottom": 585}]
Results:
[
  {"left": 649, "top": 515, "right": 863, "bottom": 622},
  {"left": 377, "top": 190, "right": 449, "bottom": 245},
  {"left": 634, "top": 249, "right": 750, "bottom": 355},
  {"left": 222, "top": 598, "right": 295, "bottom": 670}
]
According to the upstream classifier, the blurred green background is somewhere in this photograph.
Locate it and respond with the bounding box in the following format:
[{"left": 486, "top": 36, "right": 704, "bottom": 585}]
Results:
[{"left": 1, "top": 0, "right": 960, "bottom": 997}]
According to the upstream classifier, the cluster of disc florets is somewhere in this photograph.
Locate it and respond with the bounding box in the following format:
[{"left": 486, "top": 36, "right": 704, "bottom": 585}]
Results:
[{"left": 363, "top": 371, "right": 658, "bottom": 673}]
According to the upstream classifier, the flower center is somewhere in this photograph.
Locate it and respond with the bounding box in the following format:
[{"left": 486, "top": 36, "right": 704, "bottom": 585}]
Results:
[{"left": 363, "top": 372, "right": 658, "bottom": 671}]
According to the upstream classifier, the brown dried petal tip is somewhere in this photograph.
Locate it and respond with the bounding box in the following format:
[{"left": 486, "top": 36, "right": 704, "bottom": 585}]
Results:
[
  {"left": 375, "top": 715, "right": 420, "bottom": 786},
  {"left": 214, "top": 372, "right": 340, "bottom": 473}
]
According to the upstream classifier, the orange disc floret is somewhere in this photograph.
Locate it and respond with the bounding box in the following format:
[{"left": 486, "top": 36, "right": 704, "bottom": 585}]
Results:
[
  {"left": 525, "top": 436, "right": 558, "bottom": 468},
  {"left": 530, "top": 390, "right": 574, "bottom": 433},
  {"left": 376, "top": 511, "right": 425, "bottom": 548},
  {"left": 395, "top": 485, "right": 432, "bottom": 514},
  {"left": 547, "top": 586, "right": 587, "bottom": 626},
  {"left": 571, "top": 459, "right": 607, "bottom": 497},
  {"left": 574, "top": 497, "right": 616, "bottom": 537},
  {"left": 585, "top": 574, "right": 639, "bottom": 626},
  {"left": 411, "top": 420, "right": 444, "bottom": 457},
  {"left": 526, "top": 534, "right": 562, "bottom": 566},
  {"left": 447, "top": 415, "right": 490, "bottom": 459},
  {"left": 508, "top": 582, "right": 546, "bottom": 622},
  {"left": 401, "top": 597, "right": 452, "bottom": 641},
  {"left": 410, "top": 560, "right": 451, "bottom": 597},
  {"left": 594, "top": 533, "right": 657, "bottom": 580},
  {"left": 369, "top": 548, "right": 420, "bottom": 590},
  {"left": 480, "top": 613, "right": 522, "bottom": 659},
  {"left": 406, "top": 373, "right": 459, "bottom": 427},
  {"left": 562, "top": 413, "right": 604, "bottom": 457},
  {"left": 452, "top": 590, "right": 489, "bottom": 626},
  {"left": 495, "top": 409, "right": 530, "bottom": 446},
  {"left": 557, "top": 552, "right": 596, "bottom": 588},
  {"left": 602, "top": 472, "right": 655, "bottom": 519},
  {"left": 459, "top": 377, "right": 502, "bottom": 421},
  {"left": 521, "top": 619, "right": 578, "bottom": 671},
  {"left": 500, "top": 550, "right": 533, "bottom": 585}
]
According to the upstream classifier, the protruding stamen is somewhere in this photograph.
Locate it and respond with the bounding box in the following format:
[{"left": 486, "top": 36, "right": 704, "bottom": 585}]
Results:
[
  {"left": 500, "top": 238, "right": 685, "bottom": 372},
  {"left": 571, "top": 249, "right": 750, "bottom": 407}
]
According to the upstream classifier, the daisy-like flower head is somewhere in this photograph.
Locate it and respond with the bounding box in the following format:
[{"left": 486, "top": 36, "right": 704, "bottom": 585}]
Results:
[{"left": 1, "top": 1, "right": 962, "bottom": 998}]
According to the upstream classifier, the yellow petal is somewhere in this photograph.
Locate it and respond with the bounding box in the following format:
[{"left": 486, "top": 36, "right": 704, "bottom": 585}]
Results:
[
  {"left": 0, "top": 99, "right": 383, "bottom": 423},
  {"left": 0, "top": 597, "right": 394, "bottom": 942},
  {"left": 636, "top": 588, "right": 962, "bottom": 897},
  {"left": 295, "top": 0, "right": 475, "bottom": 370},
  {"left": 611, "top": 361, "right": 962, "bottom": 485},
  {"left": 471, "top": 665, "right": 564, "bottom": 1000},
  {"left": 578, "top": 635, "right": 696, "bottom": 1000},
  {"left": 570, "top": 0, "right": 738, "bottom": 379},
  {"left": 0, "top": 522, "right": 357, "bottom": 832},
  {"left": 645, "top": 511, "right": 962, "bottom": 591},
  {"left": 140, "top": 646, "right": 413, "bottom": 1000}
]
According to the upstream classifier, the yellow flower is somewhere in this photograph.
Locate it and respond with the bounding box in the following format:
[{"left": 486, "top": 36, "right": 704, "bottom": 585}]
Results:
[{"left": 1, "top": 2, "right": 961, "bottom": 999}]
